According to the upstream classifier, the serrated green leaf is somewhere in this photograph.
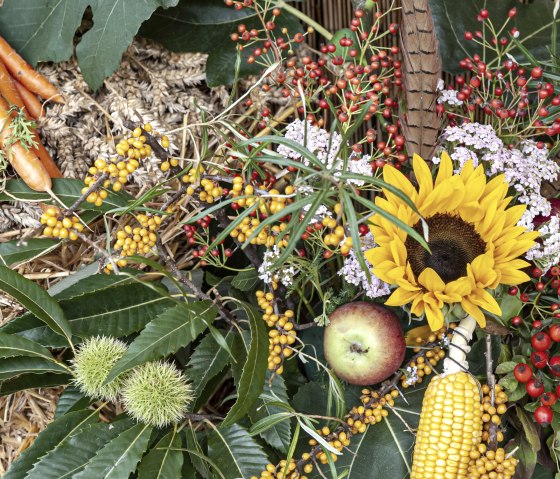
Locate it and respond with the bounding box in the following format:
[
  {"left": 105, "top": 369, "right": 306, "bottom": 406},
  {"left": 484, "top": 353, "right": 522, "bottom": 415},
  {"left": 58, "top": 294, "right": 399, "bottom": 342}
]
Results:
[
  {"left": 73, "top": 423, "right": 152, "bottom": 478},
  {"left": 0, "top": 356, "right": 68, "bottom": 381},
  {"left": 231, "top": 269, "right": 260, "bottom": 292},
  {"left": 184, "top": 427, "right": 211, "bottom": 478},
  {"left": 207, "top": 424, "right": 269, "bottom": 479},
  {"left": 517, "top": 406, "right": 541, "bottom": 452},
  {"left": 222, "top": 303, "right": 268, "bottom": 427},
  {"left": 0, "top": 373, "right": 71, "bottom": 396},
  {"left": 25, "top": 418, "right": 135, "bottom": 479},
  {"left": 498, "top": 372, "right": 518, "bottom": 392},
  {"left": 187, "top": 331, "right": 234, "bottom": 401},
  {"left": 3, "top": 410, "right": 98, "bottom": 479},
  {"left": 248, "top": 372, "right": 291, "bottom": 454},
  {"left": 0, "top": 282, "right": 173, "bottom": 347},
  {"left": 0, "top": 333, "right": 55, "bottom": 361},
  {"left": 0, "top": 238, "right": 59, "bottom": 267},
  {"left": 105, "top": 301, "right": 217, "bottom": 383},
  {"left": 138, "top": 430, "right": 183, "bottom": 479},
  {"left": 0, "top": 179, "right": 132, "bottom": 212},
  {"left": 54, "top": 387, "right": 89, "bottom": 418},
  {"left": 0, "top": 266, "right": 72, "bottom": 346}
]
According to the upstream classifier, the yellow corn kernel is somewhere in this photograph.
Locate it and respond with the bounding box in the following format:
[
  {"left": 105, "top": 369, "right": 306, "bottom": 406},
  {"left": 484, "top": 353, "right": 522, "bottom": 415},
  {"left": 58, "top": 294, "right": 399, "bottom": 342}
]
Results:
[{"left": 410, "top": 372, "right": 483, "bottom": 479}]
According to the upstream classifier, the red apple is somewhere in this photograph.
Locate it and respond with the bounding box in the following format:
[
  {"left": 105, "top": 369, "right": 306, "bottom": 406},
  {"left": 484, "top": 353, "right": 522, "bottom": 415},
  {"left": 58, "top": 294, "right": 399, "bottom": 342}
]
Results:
[{"left": 323, "top": 301, "right": 406, "bottom": 385}]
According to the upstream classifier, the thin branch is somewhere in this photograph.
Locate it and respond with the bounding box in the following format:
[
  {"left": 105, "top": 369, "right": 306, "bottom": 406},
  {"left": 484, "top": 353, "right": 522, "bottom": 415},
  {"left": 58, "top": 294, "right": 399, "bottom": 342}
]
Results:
[
  {"left": 64, "top": 173, "right": 109, "bottom": 217},
  {"left": 486, "top": 333, "right": 498, "bottom": 450}
]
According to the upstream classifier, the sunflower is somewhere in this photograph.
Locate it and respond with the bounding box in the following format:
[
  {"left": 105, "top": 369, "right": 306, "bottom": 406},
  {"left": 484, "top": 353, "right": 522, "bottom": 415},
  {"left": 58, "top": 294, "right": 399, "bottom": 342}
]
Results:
[{"left": 365, "top": 152, "right": 539, "bottom": 331}]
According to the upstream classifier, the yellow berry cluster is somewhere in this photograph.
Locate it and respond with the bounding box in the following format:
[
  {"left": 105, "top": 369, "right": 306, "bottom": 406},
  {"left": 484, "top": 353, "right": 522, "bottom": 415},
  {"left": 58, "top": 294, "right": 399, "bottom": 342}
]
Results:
[
  {"left": 256, "top": 290, "right": 297, "bottom": 375},
  {"left": 185, "top": 175, "right": 224, "bottom": 204},
  {"left": 467, "top": 444, "right": 518, "bottom": 479},
  {"left": 480, "top": 384, "right": 508, "bottom": 444},
  {"left": 401, "top": 326, "right": 452, "bottom": 388},
  {"left": 252, "top": 342, "right": 443, "bottom": 479},
  {"left": 40, "top": 207, "right": 84, "bottom": 240},
  {"left": 231, "top": 217, "right": 289, "bottom": 247},
  {"left": 113, "top": 214, "right": 162, "bottom": 259}
]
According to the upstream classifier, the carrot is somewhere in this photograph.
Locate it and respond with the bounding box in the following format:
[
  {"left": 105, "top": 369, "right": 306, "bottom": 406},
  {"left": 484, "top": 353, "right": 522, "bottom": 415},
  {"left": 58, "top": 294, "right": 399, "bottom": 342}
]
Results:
[
  {"left": 33, "top": 138, "right": 62, "bottom": 178},
  {"left": 0, "top": 96, "right": 51, "bottom": 191},
  {"left": 0, "top": 36, "right": 63, "bottom": 103},
  {"left": 13, "top": 78, "right": 44, "bottom": 119},
  {"left": 0, "top": 59, "right": 26, "bottom": 111}
]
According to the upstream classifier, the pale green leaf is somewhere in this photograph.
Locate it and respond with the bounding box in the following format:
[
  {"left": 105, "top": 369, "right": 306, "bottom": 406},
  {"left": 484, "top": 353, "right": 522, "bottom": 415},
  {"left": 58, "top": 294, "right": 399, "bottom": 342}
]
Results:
[{"left": 138, "top": 430, "right": 183, "bottom": 479}]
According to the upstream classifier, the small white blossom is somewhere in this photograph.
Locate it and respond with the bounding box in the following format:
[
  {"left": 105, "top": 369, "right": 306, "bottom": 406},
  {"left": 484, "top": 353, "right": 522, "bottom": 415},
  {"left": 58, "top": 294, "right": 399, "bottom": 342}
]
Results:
[
  {"left": 438, "top": 88, "right": 463, "bottom": 106},
  {"left": 405, "top": 366, "right": 419, "bottom": 386},
  {"left": 526, "top": 215, "right": 560, "bottom": 273},
  {"left": 338, "top": 233, "right": 391, "bottom": 298},
  {"left": 258, "top": 246, "right": 298, "bottom": 287},
  {"left": 346, "top": 154, "right": 374, "bottom": 186}
]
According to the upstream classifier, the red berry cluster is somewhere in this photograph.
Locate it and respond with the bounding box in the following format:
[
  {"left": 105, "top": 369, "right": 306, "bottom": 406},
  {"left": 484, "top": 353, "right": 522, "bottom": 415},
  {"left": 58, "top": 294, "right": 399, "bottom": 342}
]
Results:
[{"left": 440, "top": 7, "right": 560, "bottom": 141}]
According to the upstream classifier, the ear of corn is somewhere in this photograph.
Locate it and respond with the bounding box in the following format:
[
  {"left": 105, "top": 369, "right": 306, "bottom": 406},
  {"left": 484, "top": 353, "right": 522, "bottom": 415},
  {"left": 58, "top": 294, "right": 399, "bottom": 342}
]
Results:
[{"left": 410, "top": 371, "right": 483, "bottom": 479}]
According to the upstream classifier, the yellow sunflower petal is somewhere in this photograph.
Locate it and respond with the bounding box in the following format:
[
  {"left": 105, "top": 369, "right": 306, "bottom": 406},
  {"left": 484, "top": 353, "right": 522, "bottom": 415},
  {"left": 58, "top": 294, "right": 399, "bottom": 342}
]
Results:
[
  {"left": 386, "top": 287, "right": 421, "bottom": 307},
  {"left": 382, "top": 165, "right": 416, "bottom": 205},
  {"left": 417, "top": 267, "right": 445, "bottom": 292},
  {"left": 461, "top": 298, "right": 486, "bottom": 327},
  {"left": 435, "top": 151, "right": 453, "bottom": 187},
  {"left": 423, "top": 301, "right": 445, "bottom": 331},
  {"left": 471, "top": 289, "right": 502, "bottom": 317},
  {"left": 413, "top": 154, "right": 434, "bottom": 203}
]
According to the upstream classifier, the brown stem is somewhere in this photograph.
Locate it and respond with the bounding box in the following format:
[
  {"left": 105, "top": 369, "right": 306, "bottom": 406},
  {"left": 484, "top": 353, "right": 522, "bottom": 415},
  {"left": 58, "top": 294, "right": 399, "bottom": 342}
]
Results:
[
  {"left": 64, "top": 172, "right": 109, "bottom": 218},
  {"left": 486, "top": 333, "right": 498, "bottom": 450},
  {"left": 123, "top": 120, "right": 171, "bottom": 162},
  {"left": 156, "top": 239, "right": 237, "bottom": 325}
]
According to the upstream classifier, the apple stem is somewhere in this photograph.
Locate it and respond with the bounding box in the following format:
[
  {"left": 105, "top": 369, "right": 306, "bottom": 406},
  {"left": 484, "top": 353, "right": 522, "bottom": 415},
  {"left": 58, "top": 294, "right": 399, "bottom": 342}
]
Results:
[{"left": 443, "top": 315, "right": 477, "bottom": 375}]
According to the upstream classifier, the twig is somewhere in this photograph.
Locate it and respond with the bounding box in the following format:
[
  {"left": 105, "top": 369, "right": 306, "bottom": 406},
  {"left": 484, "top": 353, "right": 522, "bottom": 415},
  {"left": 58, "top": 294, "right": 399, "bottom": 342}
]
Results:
[
  {"left": 155, "top": 239, "right": 236, "bottom": 325},
  {"left": 123, "top": 120, "right": 170, "bottom": 162},
  {"left": 74, "top": 230, "right": 119, "bottom": 274},
  {"left": 64, "top": 172, "right": 109, "bottom": 218},
  {"left": 486, "top": 333, "right": 498, "bottom": 450}
]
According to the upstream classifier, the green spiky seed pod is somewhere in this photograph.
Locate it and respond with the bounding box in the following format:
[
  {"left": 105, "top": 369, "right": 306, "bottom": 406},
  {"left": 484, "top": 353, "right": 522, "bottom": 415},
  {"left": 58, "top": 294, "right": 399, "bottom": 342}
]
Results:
[
  {"left": 122, "top": 361, "right": 193, "bottom": 428},
  {"left": 72, "top": 336, "right": 128, "bottom": 401}
]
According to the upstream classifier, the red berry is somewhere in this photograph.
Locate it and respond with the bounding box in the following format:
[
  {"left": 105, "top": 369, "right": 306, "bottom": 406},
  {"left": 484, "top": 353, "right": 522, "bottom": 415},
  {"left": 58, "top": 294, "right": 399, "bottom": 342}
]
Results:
[
  {"left": 551, "top": 266, "right": 560, "bottom": 276},
  {"left": 535, "top": 282, "right": 545, "bottom": 292},
  {"left": 556, "top": 384, "right": 560, "bottom": 397},
  {"left": 358, "top": 224, "right": 369, "bottom": 236},
  {"left": 532, "top": 332, "right": 552, "bottom": 351},
  {"left": 513, "top": 363, "right": 533, "bottom": 383},
  {"left": 531, "top": 351, "right": 549, "bottom": 369},
  {"left": 549, "top": 356, "right": 560, "bottom": 377},
  {"left": 533, "top": 267, "right": 543, "bottom": 278},
  {"left": 479, "top": 8, "right": 489, "bottom": 19},
  {"left": 520, "top": 292, "right": 530, "bottom": 302},
  {"left": 464, "top": 31, "right": 473, "bottom": 40},
  {"left": 508, "top": 286, "right": 518, "bottom": 296},
  {"left": 551, "top": 303, "right": 559, "bottom": 312},
  {"left": 541, "top": 392, "right": 557, "bottom": 406},
  {"left": 549, "top": 324, "right": 560, "bottom": 342},
  {"left": 533, "top": 320, "right": 543, "bottom": 329},
  {"left": 534, "top": 405, "right": 553, "bottom": 425},
  {"left": 526, "top": 378, "right": 545, "bottom": 397},
  {"left": 511, "top": 315, "right": 522, "bottom": 327},
  {"left": 531, "top": 66, "right": 543, "bottom": 79}
]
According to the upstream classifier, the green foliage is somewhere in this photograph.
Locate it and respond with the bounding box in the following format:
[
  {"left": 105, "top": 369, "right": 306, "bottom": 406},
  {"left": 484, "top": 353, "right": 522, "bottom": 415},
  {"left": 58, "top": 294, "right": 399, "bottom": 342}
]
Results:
[
  {"left": 429, "top": 0, "right": 560, "bottom": 74},
  {"left": 0, "top": 238, "right": 59, "bottom": 267},
  {"left": 138, "top": 430, "right": 183, "bottom": 479},
  {"left": 0, "top": 0, "right": 179, "bottom": 91},
  {"left": 140, "top": 0, "right": 302, "bottom": 86},
  {"left": 207, "top": 424, "right": 270, "bottom": 479},
  {"left": 104, "top": 301, "right": 217, "bottom": 383}
]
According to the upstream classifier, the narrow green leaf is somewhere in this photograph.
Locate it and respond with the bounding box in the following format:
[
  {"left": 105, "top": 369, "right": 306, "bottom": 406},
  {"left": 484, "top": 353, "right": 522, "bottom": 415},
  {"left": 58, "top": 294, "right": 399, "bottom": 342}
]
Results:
[
  {"left": 3, "top": 410, "right": 98, "bottom": 479},
  {"left": 222, "top": 303, "right": 268, "bottom": 427},
  {"left": 25, "top": 418, "right": 136, "bottom": 479},
  {"left": 184, "top": 427, "right": 212, "bottom": 478},
  {"left": 0, "top": 356, "right": 68, "bottom": 381},
  {"left": 105, "top": 301, "right": 217, "bottom": 383},
  {"left": 138, "top": 430, "right": 183, "bottom": 479},
  {"left": 73, "top": 423, "right": 152, "bottom": 478},
  {"left": 0, "top": 266, "right": 72, "bottom": 346},
  {"left": 0, "top": 332, "right": 55, "bottom": 361},
  {"left": 207, "top": 424, "right": 269, "bottom": 479},
  {"left": 0, "top": 238, "right": 59, "bottom": 267}
]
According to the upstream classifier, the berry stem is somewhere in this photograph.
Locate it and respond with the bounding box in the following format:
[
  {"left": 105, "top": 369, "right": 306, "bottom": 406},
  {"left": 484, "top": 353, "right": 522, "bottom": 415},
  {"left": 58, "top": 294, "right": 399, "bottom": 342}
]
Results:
[
  {"left": 273, "top": 0, "right": 333, "bottom": 41},
  {"left": 64, "top": 172, "right": 109, "bottom": 218}
]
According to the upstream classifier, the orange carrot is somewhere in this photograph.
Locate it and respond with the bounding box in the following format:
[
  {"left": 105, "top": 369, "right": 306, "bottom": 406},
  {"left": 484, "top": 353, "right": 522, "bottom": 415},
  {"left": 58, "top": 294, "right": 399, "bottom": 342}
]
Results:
[
  {"left": 0, "top": 59, "right": 26, "bottom": 111},
  {"left": 0, "top": 96, "right": 51, "bottom": 191},
  {"left": 33, "top": 138, "right": 62, "bottom": 178},
  {"left": 13, "top": 78, "right": 44, "bottom": 119},
  {"left": 0, "top": 36, "right": 63, "bottom": 103}
]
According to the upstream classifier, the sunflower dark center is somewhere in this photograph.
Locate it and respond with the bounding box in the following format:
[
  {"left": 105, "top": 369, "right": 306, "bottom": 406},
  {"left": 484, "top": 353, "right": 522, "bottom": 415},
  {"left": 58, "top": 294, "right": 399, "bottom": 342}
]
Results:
[{"left": 405, "top": 214, "right": 486, "bottom": 283}]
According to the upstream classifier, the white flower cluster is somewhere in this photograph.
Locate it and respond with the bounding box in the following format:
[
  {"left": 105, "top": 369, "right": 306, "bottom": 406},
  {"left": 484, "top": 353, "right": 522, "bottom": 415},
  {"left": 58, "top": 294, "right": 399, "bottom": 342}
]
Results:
[
  {"left": 277, "top": 119, "right": 342, "bottom": 170},
  {"left": 438, "top": 123, "right": 560, "bottom": 229},
  {"left": 277, "top": 120, "right": 373, "bottom": 185},
  {"left": 338, "top": 233, "right": 391, "bottom": 298},
  {"left": 526, "top": 215, "right": 560, "bottom": 274},
  {"left": 258, "top": 246, "right": 298, "bottom": 287},
  {"left": 404, "top": 365, "right": 419, "bottom": 386},
  {"left": 437, "top": 89, "right": 463, "bottom": 106}
]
